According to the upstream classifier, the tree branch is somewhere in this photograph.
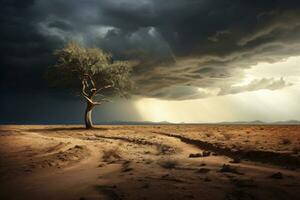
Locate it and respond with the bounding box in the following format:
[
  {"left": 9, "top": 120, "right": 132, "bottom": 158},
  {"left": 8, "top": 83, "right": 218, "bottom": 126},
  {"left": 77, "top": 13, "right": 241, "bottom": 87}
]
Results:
[
  {"left": 85, "top": 74, "right": 96, "bottom": 89},
  {"left": 100, "top": 98, "right": 112, "bottom": 103},
  {"left": 96, "top": 84, "right": 114, "bottom": 94},
  {"left": 81, "top": 80, "right": 89, "bottom": 98},
  {"left": 82, "top": 93, "right": 94, "bottom": 104}
]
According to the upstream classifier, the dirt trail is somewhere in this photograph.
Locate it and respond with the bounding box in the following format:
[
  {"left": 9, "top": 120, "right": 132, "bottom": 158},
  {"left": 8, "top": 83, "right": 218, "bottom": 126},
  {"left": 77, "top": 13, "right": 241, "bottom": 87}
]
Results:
[
  {"left": 0, "top": 131, "right": 124, "bottom": 200},
  {"left": 156, "top": 132, "right": 300, "bottom": 177},
  {"left": 1, "top": 126, "right": 300, "bottom": 200},
  {"left": 154, "top": 131, "right": 300, "bottom": 168}
]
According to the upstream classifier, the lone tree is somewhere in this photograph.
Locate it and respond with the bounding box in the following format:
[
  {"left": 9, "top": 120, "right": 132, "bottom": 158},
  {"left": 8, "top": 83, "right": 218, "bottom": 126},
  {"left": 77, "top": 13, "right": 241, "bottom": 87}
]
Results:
[{"left": 47, "top": 42, "right": 133, "bottom": 129}]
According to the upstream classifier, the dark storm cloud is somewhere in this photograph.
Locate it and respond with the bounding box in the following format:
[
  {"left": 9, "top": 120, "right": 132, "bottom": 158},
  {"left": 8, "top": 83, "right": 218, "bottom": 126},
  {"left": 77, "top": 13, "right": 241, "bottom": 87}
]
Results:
[
  {"left": 1, "top": 0, "right": 300, "bottom": 99},
  {"left": 0, "top": 0, "right": 60, "bottom": 90}
]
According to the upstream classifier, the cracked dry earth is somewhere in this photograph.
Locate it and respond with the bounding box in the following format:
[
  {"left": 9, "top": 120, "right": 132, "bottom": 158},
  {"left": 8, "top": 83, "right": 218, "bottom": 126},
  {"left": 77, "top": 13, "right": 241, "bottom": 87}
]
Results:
[{"left": 0, "top": 125, "right": 300, "bottom": 200}]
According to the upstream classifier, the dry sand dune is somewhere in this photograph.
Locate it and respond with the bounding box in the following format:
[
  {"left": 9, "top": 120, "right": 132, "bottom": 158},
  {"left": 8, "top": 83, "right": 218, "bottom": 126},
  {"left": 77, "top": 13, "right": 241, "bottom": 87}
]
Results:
[{"left": 0, "top": 125, "right": 300, "bottom": 200}]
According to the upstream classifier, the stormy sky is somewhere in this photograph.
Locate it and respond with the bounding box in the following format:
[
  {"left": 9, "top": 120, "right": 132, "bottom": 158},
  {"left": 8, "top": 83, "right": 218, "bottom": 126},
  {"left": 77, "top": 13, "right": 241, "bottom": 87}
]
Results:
[{"left": 1, "top": 0, "right": 300, "bottom": 123}]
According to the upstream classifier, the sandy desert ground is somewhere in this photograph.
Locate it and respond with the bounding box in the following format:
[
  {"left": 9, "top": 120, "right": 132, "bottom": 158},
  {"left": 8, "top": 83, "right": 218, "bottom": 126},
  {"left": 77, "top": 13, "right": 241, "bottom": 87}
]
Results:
[{"left": 0, "top": 125, "right": 300, "bottom": 200}]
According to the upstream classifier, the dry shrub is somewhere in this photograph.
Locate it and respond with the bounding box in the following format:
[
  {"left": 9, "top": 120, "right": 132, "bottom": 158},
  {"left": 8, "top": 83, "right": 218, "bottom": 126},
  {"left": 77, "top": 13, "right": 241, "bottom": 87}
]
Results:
[
  {"left": 156, "top": 145, "right": 176, "bottom": 155},
  {"left": 102, "top": 147, "right": 121, "bottom": 162},
  {"left": 220, "top": 164, "right": 243, "bottom": 175}
]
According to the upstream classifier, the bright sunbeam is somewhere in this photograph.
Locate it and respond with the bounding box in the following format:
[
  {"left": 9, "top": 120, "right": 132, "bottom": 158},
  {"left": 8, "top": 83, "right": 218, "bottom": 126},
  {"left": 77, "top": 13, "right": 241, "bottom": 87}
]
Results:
[{"left": 135, "top": 56, "right": 300, "bottom": 123}]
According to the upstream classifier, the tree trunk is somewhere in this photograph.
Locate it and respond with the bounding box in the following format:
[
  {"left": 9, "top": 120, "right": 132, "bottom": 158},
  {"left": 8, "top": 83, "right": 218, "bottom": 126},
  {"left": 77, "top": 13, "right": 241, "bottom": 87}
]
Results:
[{"left": 85, "top": 101, "right": 95, "bottom": 129}]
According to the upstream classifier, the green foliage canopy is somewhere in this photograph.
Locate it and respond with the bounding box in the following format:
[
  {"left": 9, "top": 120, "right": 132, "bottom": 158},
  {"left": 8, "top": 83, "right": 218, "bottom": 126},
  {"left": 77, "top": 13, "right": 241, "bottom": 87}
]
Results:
[{"left": 47, "top": 42, "right": 133, "bottom": 99}]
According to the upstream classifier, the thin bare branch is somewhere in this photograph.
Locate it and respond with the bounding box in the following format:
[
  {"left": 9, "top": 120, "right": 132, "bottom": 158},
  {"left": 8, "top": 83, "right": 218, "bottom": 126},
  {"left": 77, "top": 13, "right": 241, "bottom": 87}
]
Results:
[
  {"left": 93, "top": 101, "right": 102, "bottom": 105},
  {"left": 100, "top": 98, "right": 112, "bottom": 102},
  {"left": 95, "top": 93, "right": 107, "bottom": 98},
  {"left": 96, "top": 84, "right": 114, "bottom": 93},
  {"left": 82, "top": 94, "right": 94, "bottom": 104}
]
